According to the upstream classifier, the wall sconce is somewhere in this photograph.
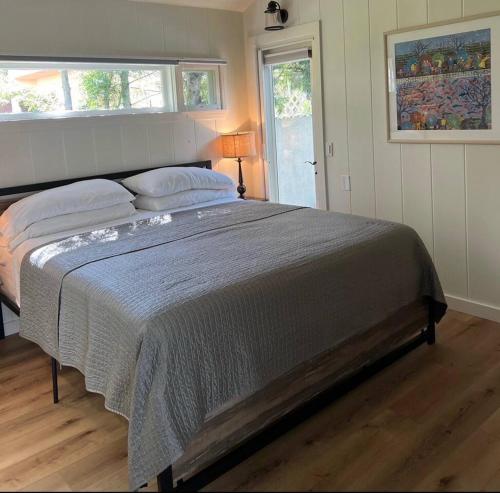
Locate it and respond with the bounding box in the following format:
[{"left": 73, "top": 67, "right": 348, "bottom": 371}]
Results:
[{"left": 265, "top": 1, "right": 288, "bottom": 31}]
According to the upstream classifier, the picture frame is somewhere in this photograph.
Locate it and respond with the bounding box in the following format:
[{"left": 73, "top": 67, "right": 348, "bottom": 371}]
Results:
[{"left": 385, "top": 11, "right": 500, "bottom": 144}]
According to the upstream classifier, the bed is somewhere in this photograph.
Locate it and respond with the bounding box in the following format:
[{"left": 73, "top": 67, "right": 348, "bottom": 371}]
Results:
[{"left": 0, "top": 160, "right": 447, "bottom": 491}]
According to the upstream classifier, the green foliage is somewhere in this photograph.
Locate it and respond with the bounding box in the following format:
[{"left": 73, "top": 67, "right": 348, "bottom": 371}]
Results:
[
  {"left": 80, "top": 70, "right": 121, "bottom": 110},
  {"left": 272, "top": 60, "right": 312, "bottom": 119},
  {"left": 183, "top": 71, "right": 211, "bottom": 108},
  {"left": 17, "top": 91, "right": 58, "bottom": 113},
  {"left": 80, "top": 70, "right": 153, "bottom": 110},
  {"left": 0, "top": 69, "right": 15, "bottom": 107},
  {"left": 0, "top": 70, "right": 58, "bottom": 113}
]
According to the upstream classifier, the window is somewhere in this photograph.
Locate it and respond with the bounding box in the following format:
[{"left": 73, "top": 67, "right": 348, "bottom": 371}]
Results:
[
  {"left": 176, "top": 64, "right": 222, "bottom": 111},
  {"left": 0, "top": 58, "right": 224, "bottom": 121}
]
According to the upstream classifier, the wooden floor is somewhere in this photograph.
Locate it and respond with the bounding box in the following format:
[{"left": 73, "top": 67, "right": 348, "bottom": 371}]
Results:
[{"left": 1, "top": 310, "right": 500, "bottom": 491}]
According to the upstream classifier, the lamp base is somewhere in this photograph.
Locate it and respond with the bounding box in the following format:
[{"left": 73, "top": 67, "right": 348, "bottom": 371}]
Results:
[
  {"left": 237, "top": 184, "right": 247, "bottom": 200},
  {"left": 237, "top": 158, "right": 246, "bottom": 200}
]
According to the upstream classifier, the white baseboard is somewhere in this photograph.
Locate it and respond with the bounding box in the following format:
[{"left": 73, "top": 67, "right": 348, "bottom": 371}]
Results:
[
  {"left": 4, "top": 320, "right": 19, "bottom": 337},
  {"left": 2, "top": 303, "right": 20, "bottom": 336},
  {"left": 446, "top": 295, "right": 500, "bottom": 323}
]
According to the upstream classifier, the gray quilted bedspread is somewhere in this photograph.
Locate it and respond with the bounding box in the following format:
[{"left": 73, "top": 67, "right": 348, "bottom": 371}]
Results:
[{"left": 19, "top": 201, "right": 446, "bottom": 489}]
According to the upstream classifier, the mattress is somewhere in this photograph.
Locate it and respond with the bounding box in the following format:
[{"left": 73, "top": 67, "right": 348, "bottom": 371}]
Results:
[{"left": 0, "top": 197, "right": 238, "bottom": 307}]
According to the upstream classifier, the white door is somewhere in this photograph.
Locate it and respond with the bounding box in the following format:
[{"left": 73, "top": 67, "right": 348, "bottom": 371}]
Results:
[{"left": 261, "top": 43, "right": 326, "bottom": 209}]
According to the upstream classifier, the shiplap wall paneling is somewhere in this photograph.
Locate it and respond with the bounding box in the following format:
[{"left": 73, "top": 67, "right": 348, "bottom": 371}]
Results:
[
  {"left": 397, "top": 0, "right": 434, "bottom": 257},
  {"left": 428, "top": 0, "right": 463, "bottom": 23},
  {"left": 297, "top": 0, "right": 321, "bottom": 25},
  {"left": 0, "top": 0, "right": 248, "bottom": 189},
  {"left": 63, "top": 128, "right": 99, "bottom": 178},
  {"left": 243, "top": 8, "right": 267, "bottom": 198},
  {"left": 431, "top": 145, "right": 468, "bottom": 298},
  {"left": 173, "top": 120, "right": 198, "bottom": 163},
  {"left": 30, "top": 130, "right": 67, "bottom": 182},
  {"left": 369, "top": 0, "right": 402, "bottom": 223},
  {"left": 428, "top": 0, "right": 467, "bottom": 298},
  {"left": 401, "top": 144, "right": 434, "bottom": 255},
  {"left": 318, "top": 0, "right": 351, "bottom": 214},
  {"left": 93, "top": 125, "right": 124, "bottom": 174},
  {"left": 243, "top": 0, "right": 500, "bottom": 319},
  {"left": 122, "top": 125, "right": 149, "bottom": 171},
  {"left": 343, "top": 0, "right": 376, "bottom": 218},
  {"left": 0, "top": 132, "right": 34, "bottom": 187},
  {"left": 195, "top": 120, "right": 220, "bottom": 164},
  {"left": 463, "top": 0, "right": 500, "bottom": 16},
  {"left": 397, "top": 0, "right": 429, "bottom": 26},
  {"left": 466, "top": 146, "right": 500, "bottom": 307},
  {"left": 462, "top": 1, "right": 500, "bottom": 309},
  {"left": 136, "top": 2, "right": 166, "bottom": 54},
  {"left": 148, "top": 122, "right": 175, "bottom": 166}
]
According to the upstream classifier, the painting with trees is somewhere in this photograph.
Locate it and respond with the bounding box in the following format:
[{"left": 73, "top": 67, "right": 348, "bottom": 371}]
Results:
[
  {"left": 386, "top": 13, "right": 500, "bottom": 143},
  {"left": 395, "top": 29, "right": 491, "bottom": 131}
]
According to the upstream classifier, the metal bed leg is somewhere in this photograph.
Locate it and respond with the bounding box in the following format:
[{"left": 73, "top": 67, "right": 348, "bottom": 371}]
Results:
[
  {"left": 51, "top": 357, "right": 59, "bottom": 404},
  {"left": 157, "top": 466, "right": 174, "bottom": 492},
  {"left": 427, "top": 299, "right": 436, "bottom": 346},
  {"left": 0, "top": 305, "right": 5, "bottom": 340},
  {"left": 426, "top": 322, "right": 436, "bottom": 346}
]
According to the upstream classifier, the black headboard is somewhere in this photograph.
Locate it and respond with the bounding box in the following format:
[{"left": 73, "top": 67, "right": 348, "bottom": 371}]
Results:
[{"left": 0, "top": 160, "right": 212, "bottom": 198}]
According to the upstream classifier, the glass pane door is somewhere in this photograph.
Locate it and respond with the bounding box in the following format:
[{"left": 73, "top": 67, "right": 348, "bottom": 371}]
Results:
[{"left": 266, "top": 58, "right": 316, "bottom": 208}]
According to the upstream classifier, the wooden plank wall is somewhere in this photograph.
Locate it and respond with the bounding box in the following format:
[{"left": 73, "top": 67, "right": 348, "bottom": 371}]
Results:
[
  {"left": 0, "top": 0, "right": 249, "bottom": 189},
  {"left": 244, "top": 0, "right": 500, "bottom": 321}
]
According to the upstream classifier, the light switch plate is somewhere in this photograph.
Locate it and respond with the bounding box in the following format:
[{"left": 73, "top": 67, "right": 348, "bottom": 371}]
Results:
[
  {"left": 341, "top": 175, "right": 351, "bottom": 192},
  {"left": 326, "top": 142, "right": 335, "bottom": 157}
]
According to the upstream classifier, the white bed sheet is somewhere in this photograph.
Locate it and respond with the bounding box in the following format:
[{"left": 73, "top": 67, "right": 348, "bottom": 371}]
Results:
[{"left": 0, "top": 197, "right": 238, "bottom": 307}]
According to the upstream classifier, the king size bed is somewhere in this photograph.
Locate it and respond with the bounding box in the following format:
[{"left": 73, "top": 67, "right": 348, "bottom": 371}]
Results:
[{"left": 0, "top": 160, "right": 447, "bottom": 491}]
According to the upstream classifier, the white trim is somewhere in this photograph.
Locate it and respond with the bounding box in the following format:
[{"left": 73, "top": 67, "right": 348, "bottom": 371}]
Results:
[
  {"left": 175, "top": 64, "right": 223, "bottom": 112},
  {"left": 4, "top": 320, "right": 19, "bottom": 337},
  {"left": 250, "top": 22, "right": 328, "bottom": 210},
  {"left": 0, "top": 109, "right": 228, "bottom": 133},
  {"left": 0, "top": 59, "right": 226, "bottom": 124},
  {"left": 260, "top": 61, "right": 279, "bottom": 201},
  {"left": 446, "top": 294, "right": 500, "bottom": 323},
  {"left": 0, "top": 106, "right": 174, "bottom": 123},
  {"left": 0, "top": 55, "right": 227, "bottom": 68}
]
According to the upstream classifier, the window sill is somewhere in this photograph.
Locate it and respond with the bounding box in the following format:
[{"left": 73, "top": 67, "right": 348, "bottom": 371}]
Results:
[{"left": 0, "top": 108, "right": 229, "bottom": 129}]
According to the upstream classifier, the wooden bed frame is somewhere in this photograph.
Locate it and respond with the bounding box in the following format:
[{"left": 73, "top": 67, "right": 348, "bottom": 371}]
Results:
[{"left": 0, "top": 160, "right": 438, "bottom": 492}]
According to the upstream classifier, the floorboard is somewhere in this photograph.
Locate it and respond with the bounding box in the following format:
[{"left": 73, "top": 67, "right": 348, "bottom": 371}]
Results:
[{"left": 1, "top": 311, "right": 499, "bottom": 491}]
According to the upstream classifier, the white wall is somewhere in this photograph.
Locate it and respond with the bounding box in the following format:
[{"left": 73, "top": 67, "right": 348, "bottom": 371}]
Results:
[
  {"left": 0, "top": 0, "right": 250, "bottom": 335},
  {"left": 0, "top": 0, "right": 250, "bottom": 187},
  {"left": 244, "top": 0, "right": 500, "bottom": 321}
]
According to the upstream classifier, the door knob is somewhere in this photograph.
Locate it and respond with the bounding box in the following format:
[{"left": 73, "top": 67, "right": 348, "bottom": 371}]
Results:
[{"left": 305, "top": 161, "right": 317, "bottom": 166}]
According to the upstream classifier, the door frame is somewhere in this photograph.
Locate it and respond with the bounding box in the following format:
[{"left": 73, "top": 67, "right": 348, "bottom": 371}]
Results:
[{"left": 251, "top": 22, "right": 327, "bottom": 209}]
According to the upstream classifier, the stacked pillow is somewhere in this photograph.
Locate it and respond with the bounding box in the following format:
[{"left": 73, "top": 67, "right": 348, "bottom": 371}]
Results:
[
  {"left": 122, "top": 167, "right": 236, "bottom": 212},
  {"left": 0, "top": 179, "right": 135, "bottom": 251}
]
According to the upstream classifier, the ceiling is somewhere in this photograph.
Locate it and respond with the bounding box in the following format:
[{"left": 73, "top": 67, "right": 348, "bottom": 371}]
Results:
[{"left": 129, "top": 0, "right": 254, "bottom": 12}]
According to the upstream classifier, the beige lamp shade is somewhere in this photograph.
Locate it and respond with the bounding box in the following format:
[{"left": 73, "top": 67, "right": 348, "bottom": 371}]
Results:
[{"left": 221, "top": 132, "right": 257, "bottom": 159}]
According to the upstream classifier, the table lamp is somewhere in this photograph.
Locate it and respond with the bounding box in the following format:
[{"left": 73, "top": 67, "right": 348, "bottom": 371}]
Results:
[{"left": 221, "top": 132, "right": 256, "bottom": 200}]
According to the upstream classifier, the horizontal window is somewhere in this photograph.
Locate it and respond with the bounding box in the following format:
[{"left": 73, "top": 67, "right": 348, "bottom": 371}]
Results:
[{"left": 0, "top": 58, "right": 224, "bottom": 121}]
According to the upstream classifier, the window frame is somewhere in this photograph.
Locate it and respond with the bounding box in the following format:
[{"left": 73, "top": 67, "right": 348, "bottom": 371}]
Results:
[
  {"left": 175, "top": 64, "right": 223, "bottom": 112},
  {"left": 0, "top": 57, "right": 226, "bottom": 122}
]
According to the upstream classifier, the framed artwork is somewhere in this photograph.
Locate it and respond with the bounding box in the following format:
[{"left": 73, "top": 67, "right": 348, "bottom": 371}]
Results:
[{"left": 385, "top": 12, "right": 500, "bottom": 143}]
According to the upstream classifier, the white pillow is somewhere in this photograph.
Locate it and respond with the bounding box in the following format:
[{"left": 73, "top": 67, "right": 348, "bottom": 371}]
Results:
[
  {"left": 8, "top": 202, "right": 136, "bottom": 251},
  {"left": 134, "top": 189, "right": 237, "bottom": 212},
  {"left": 122, "top": 167, "right": 234, "bottom": 198},
  {"left": 0, "top": 179, "right": 134, "bottom": 241}
]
